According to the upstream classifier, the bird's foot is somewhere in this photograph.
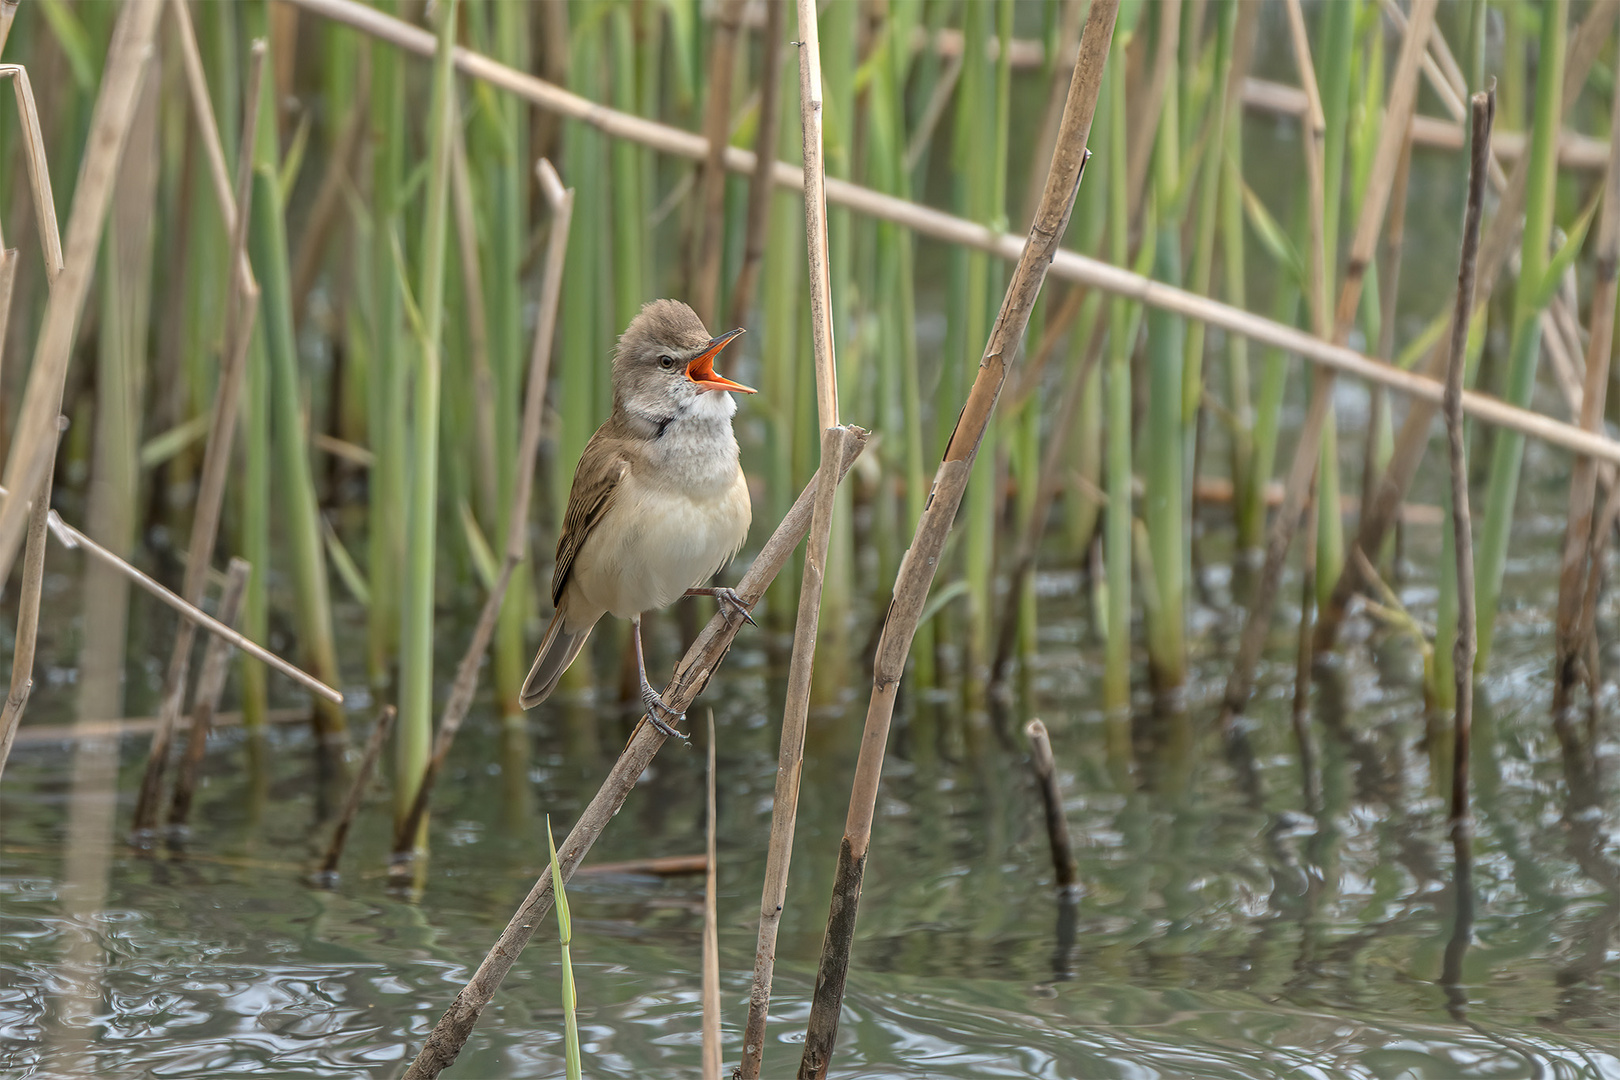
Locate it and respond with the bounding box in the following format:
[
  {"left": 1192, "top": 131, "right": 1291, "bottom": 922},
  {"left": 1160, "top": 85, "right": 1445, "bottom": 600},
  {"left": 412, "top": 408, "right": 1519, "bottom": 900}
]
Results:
[
  {"left": 640, "top": 683, "right": 687, "bottom": 739},
  {"left": 706, "top": 586, "right": 754, "bottom": 628}
]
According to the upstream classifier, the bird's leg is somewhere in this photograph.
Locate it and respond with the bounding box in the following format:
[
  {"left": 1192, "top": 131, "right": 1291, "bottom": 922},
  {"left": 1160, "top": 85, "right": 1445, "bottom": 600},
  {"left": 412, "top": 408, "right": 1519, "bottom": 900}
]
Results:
[
  {"left": 632, "top": 614, "right": 686, "bottom": 738},
  {"left": 685, "top": 586, "right": 756, "bottom": 627}
]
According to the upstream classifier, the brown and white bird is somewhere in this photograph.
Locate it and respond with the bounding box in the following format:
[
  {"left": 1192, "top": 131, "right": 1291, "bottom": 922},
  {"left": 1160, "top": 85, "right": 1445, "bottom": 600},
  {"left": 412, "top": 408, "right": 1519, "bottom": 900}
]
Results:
[{"left": 520, "top": 299, "right": 755, "bottom": 734}]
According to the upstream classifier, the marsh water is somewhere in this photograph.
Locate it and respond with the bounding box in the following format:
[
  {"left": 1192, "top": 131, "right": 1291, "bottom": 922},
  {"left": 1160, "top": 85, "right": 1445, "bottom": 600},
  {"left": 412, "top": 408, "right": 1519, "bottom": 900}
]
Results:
[{"left": 2, "top": 435, "right": 1617, "bottom": 1079}]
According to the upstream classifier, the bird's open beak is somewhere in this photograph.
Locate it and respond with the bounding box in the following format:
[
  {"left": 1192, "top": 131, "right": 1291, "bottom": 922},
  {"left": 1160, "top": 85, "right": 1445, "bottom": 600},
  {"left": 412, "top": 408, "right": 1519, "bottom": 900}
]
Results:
[{"left": 687, "top": 328, "right": 755, "bottom": 394}]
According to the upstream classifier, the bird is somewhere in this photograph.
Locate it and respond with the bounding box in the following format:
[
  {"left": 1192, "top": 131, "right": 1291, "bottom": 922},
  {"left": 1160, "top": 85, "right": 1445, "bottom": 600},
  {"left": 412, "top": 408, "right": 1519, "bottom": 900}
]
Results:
[{"left": 520, "top": 299, "right": 756, "bottom": 736}]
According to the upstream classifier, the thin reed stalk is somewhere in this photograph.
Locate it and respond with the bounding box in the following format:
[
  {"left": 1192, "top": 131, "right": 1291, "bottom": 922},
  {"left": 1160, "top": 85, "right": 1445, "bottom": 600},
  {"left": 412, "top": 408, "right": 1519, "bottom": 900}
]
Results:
[
  {"left": 318, "top": 706, "right": 396, "bottom": 883},
  {"left": 1101, "top": 30, "right": 1131, "bottom": 714},
  {"left": 132, "top": 39, "right": 267, "bottom": 835},
  {"left": 289, "top": 0, "right": 1620, "bottom": 474},
  {"left": 728, "top": 0, "right": 786, "bottom": 329},
  {"left": 401, "top": 431, "right": 868, "bottom": 1080},
  {"left": 397, "top": 0, "right": 459, "bottom": 841},
  {"left": 796, "top": 3, "right": 1115, "bottom": 1070},
  {"left": 1218, "top": 0, "right": 1435, "bottom": 729},
  {"left": 694, "top": 0, "right": 743, "bottom": 325},
  {"left": 168, "top": 558, "right": 252, "bottom": 831},
  {"left": 1447, "top": 91, "right": 1493, "bottom": 837},
  {"left": 1473, "top": 0, "right": 1568, "bottom": 670},
  {"left": 737, "top": 5, "right": 846, "bottom": 1066},
  {"left": 391, "top": 159, "right": 573, "bottom": 861},
  {"left": 1025, "top": 719, "right": 1078, "bottom": 895},
  {"left": 702, "top": 710, "right": 720, "bottom": 1080},
  {"left": 1554, "top": 55, "right": 1620, "bottom": 714},
  {"left": 0, "top": 0, "right": 161, "bottom": 597},
  {"left": 0, "top": 420, "right": 60, "bottom": 781},
  {"left": 26, "top": 500, "right": 342, "bottom": 704}
]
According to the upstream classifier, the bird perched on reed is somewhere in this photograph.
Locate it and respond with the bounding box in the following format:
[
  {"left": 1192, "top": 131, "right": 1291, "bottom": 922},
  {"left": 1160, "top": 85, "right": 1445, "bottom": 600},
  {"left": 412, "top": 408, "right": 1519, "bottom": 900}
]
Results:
[{"left": 520, "top": 299, "right": 756, "bottom": 734}]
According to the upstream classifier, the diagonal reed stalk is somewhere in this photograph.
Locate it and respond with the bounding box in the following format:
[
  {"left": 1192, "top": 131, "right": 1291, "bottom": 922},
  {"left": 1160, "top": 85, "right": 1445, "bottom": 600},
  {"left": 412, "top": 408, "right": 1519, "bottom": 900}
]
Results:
[
  {"left": 737, "top": 2, "right": 845, "bottom": 1073},
  {"left": 400, "top": 430, "right": 868, "bottom": 1080},
  {"left": 317, "top": 705, "right": 396, "bottom": 882},
  {"left": 131, "top": 37, "right": 267, "bottom": 836},
  {"left": 168, "top": 558, "right": 252, "bottom": 832},
  {"left": 796, "top": 3, "right": 1116, "bottom": 1072},
  {"left": 390, "top": 159, "right": 573, "bottom": 861},
  {"left": 291, "top": 0, "right": 1620, "bottom": 477},
  {"left": 1217, "top": 0, "right": 1436, "bottom": 730},
  {"left": 1447, "top": 90, "right": 1493, "bottom": 839},
  {"left": 0, "top": 0, "right": 161, "bottom": 610}
]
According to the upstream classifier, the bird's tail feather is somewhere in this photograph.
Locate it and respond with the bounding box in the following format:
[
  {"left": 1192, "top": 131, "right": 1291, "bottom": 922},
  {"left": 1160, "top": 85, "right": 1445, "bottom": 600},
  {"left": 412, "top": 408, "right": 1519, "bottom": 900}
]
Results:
[{"left": 519, "top": 607, "right": 593, "bottom": 709}]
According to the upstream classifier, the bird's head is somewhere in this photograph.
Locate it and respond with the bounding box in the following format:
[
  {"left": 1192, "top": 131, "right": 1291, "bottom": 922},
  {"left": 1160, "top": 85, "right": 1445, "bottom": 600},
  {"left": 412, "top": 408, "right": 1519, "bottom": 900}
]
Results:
[{"left": 612, "top": 299, "right": 754, "bottom": 422}]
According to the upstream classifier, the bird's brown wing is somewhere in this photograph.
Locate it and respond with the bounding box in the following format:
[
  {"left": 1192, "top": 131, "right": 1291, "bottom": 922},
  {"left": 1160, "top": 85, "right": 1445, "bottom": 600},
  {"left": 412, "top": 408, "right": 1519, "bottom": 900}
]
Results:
[{"left": 552, "top": 431, "right": 631, "bottom": 606}]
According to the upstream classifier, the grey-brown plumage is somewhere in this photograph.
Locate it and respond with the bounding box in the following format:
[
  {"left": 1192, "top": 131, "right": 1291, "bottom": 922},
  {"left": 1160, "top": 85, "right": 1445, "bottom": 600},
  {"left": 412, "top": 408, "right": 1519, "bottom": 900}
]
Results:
[{"left": 520, "top": 300, "right": 756, "bottom": 732}]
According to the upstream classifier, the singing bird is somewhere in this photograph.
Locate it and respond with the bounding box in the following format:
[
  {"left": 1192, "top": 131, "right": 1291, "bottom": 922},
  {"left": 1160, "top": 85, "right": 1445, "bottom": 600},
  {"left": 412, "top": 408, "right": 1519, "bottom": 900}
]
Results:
[{"left": 520, "top": 299, "right": 756, "bottom": 734}]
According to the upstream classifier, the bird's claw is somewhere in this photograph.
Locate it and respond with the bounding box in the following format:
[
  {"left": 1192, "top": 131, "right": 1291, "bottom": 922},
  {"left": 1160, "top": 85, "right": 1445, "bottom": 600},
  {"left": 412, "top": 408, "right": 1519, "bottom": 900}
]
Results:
[
  {"left": 641, "top": 685, "right": 687, "bottom": 739},
  {"left": 716, "top": 587, "right": 756, "bottom": 627}
]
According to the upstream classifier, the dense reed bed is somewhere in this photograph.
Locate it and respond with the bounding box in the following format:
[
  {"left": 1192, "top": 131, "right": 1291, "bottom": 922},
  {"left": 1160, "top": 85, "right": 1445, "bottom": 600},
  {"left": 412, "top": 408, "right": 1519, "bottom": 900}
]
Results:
[{"left": 2, "top": 1, "right": 1619, "bottom": 1076}]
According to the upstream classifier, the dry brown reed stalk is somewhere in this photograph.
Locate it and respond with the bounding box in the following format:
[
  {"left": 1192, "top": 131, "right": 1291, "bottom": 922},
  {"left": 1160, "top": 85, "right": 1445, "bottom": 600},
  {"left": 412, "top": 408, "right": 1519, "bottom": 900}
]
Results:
[
  {"left": 1553, "top": 65, "right": 1620, "bottom": 716},
  {"left": 1125, "top": 0, "right": 1179, "bottom": 207},
  {"left": 318, "top": 705, "right": 396, "bottom": 883},
  {"left": 0, "top": 1, "right": 162, "bottom": 596},
  {"left": 727, "top": 0, "right": 786, "bottom": 329},
  {"left": 702, "top": 710, "right": 721, "bottom": 1080},
  {"left": 448, "top": 127, "right": 497, "bottom": 516},
  {"left": 290, "top": 0, "right": 1620, "bottom": 468},
  {"left": 0, "top": 0, "right": 17, "bottom": 58},
  {"left": 132, "top": 40, "right": 269, "bottom": 837},
  {"left": 1217, "top": 0, "right": 1437, "bottom": 732},
  {"left": 27, "top": 498, "right": 343, "bottom": 704},
  {"left": 1283, "top": 0, "right": 1329, "bottom": 339},
  {"left": 0, "top": 417, "right": 62, "bottom": 781},
  {"left": 1239, "top": 77, "right": 1608, "bottom": 172},
  {"left": 1318, "top": 0, "right": 1618, "bottom": 652},
  {"left": 1363, "top": 126, "right": 1416, "bottom": 519},
  {"left": 737, "top": 4, "right": 847, "bottom": 1071},
  {"left": 796, "top": 2, "right": 1117, "bottom": 1072},
  {"left": 1024, "top": 719, "right": 1078, "bottom": 896},
  {"left": 390, "top": 159, "right": 574, "bottom": 861},
  {"left": 0, "top": 64, "right": 64, "bottom": 279},
  {"left": 694, "top": 0, "right": 744, "bottom": 326},
  {"left": 574, "top": 854, "right": 708, "bottom": 877},
  {"left": 167, "top": 558, "right": 251, "bottom": 831},
  {"left": 1447, "top": 91, "right": 1493, "bottom": 837},
  {"left": 400, "top": 430, "right": 868, "bottom": 1080}
]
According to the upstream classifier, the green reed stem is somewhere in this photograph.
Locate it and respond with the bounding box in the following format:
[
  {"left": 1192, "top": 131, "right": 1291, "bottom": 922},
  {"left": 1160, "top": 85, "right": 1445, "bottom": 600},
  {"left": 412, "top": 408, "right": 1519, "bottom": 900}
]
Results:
[
  {"left": 251, "top": 58, "right": 345, "bottom": 743},
  {"left": 545, "top": 818, "right": 582, "bottom": 1080},
  {"left": 1475, "top": 0, "right": 1567, "bottom": 668},
  {"left": 1103, "top": 36, "right": 1132, "bottom": 712},
  {"left": 398, "top": 0, "right": 458, "bottom": 833}
]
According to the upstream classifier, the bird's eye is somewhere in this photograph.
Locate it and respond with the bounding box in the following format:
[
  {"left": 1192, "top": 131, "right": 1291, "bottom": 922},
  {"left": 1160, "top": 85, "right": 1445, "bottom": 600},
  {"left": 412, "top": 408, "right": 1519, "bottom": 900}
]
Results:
[{"left": 659, "top": 355, "right": 676, "bottom": 370}]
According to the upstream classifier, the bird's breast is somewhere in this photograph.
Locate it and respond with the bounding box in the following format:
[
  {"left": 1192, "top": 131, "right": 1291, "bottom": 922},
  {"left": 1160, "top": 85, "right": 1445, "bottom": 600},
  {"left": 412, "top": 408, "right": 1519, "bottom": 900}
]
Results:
[{"left": 571, "top": 464, "right": 750, "bottom": 619}]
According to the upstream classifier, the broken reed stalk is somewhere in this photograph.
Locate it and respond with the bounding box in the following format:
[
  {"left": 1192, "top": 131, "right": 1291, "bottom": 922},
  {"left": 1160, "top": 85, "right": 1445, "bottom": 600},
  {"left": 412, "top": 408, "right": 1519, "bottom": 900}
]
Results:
[
  {"left": 693, "top": 0, "right": 744, "bottom": 325},
  {"left": 0, "top": 1, "right": 163, "bottom": 587},
  {"left": 24, "top": 499, "right": 342, "bottom": 704},
  {"left": 702, "top": 710, "right": 721, "bottom": 1080},
  {"left": 1318, "top": 0, "right": 1618, "bottom": 652},
  {"left": 796, "top": 1, "right": 1116, "bottom": 1072},
  {"left": 133, "top": 39, "right": 268, "bottom": 836},
  {"left": 289, "top": 0, "right": 1620, "bottom": 472},
  {"left": 1024, "top": 720, "right": 1078, "bottom": 895},
  {"left": 1553, "top": 62, "right": 1620, "bottom": 714},
  {"left": 391, "top": 158, "right": 574, "bottom": 860},
  {"left": 1448, "top": 91, "right": 1493, "bottom": 835},
  {"left": 0, "top": 418, "right": 63, "bottom": 782},
  {"left": 736, "top": 3, "right": 846, "bottom": 1073},
  {"left": 0, "top": 64, "right": 64, "bottom": 280},
  {"left": 319, "top": 706, "right": 396, "bottom": 882},
  {"left": 167, "top": 558, "right": 251, "bottom": 831},
  {"left": 1217, "top": 0, "right": 1436, "bottom": 731},
  {"left": 401, "top": 429, "right": 868, "bottom": 1080},
  {"left": 728, "top": 0, "right": 786, "bottom": 329}
]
